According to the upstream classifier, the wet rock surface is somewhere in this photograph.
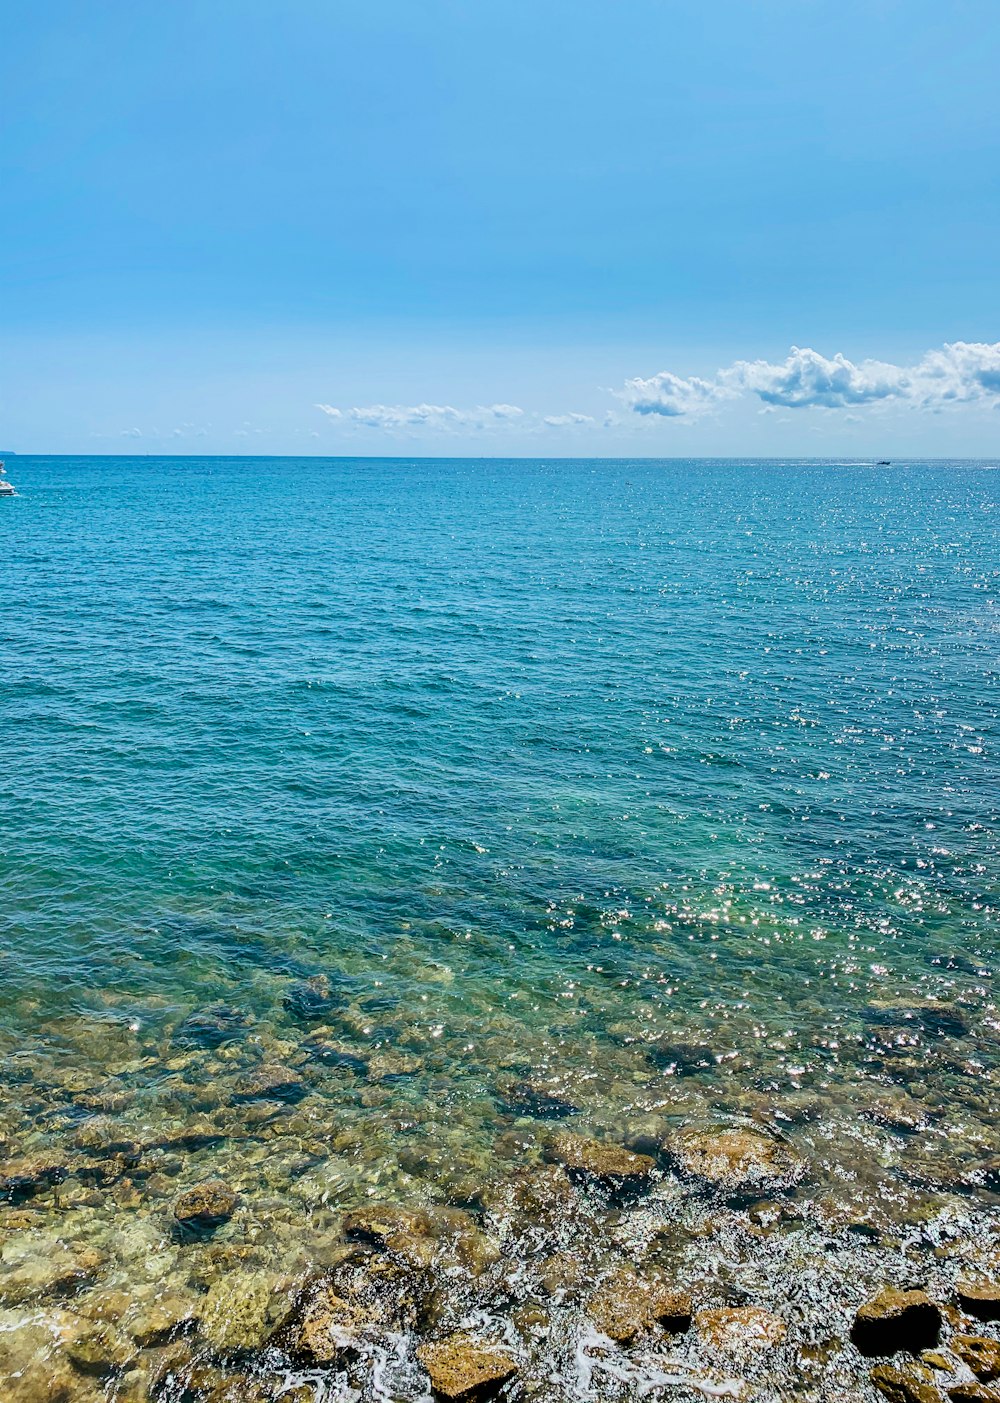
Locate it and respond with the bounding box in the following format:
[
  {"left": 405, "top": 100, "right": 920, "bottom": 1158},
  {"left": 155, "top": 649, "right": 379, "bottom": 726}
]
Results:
[
  {"left": 542, "top": 1133, "right": 656, "bottom": 1195},
  {"left": 174, "top": 1181, "right": 238, "bottom": 1230},
  {"left": 667, "top": 1125, "right": 805, "bottom": 1196},
  {"left": 959, "top": 1282, "right": 1000, "bottom": 1322},
  {"left": 852, "top": 1288, "right": 943, "bottom": 1357},
  {"left": 416, "top": 1333, "right": 518, "bottom": 1400}
]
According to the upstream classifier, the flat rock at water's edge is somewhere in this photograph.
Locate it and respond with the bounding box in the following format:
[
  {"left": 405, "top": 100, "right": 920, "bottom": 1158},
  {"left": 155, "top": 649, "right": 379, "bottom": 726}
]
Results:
[
  {"left": 953, "top": 1335, "right": 1000, "bottom": 1382},
  {"left": 667, "top": 1125, "right": 805, "bottom": 1194},
  {"left": 851, "top": 1288, "right": 941, "bottom": 1357},
  {"left": 958, "top": 1281, "right": 1000, "bottom": 1322},
  {"left": 870, "top": 1362, "right": 945, "bottom": 1403},
  {"left": 542, "top": 1134, "right": 655, "bottom": 1193},
  {"left": 417, "top": 1333, "right": 518, "bottom": 1401}
]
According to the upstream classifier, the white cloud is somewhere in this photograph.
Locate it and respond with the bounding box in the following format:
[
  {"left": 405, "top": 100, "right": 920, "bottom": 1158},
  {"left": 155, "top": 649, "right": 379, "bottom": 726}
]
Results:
[
  {"left": 317, "top": 402, "right": 524, "bottom": 432},
  {"left": 731, "top": 347, "right": 903, "bottom": 409},
  {"left": 542, "top": 412, "right": 595, "bottom": 427},
  {"left": 619, "top": 369, "right": 734, "bottom": 418},
  {"left": 618, "top": 342, "right": 1000, "bottom": 418}
]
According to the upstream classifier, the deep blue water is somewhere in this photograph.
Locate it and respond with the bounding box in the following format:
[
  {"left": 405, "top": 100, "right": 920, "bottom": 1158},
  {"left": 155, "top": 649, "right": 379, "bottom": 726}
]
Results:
[{"left": 1, "top": 456, "right": 998, "bottom": 1171}]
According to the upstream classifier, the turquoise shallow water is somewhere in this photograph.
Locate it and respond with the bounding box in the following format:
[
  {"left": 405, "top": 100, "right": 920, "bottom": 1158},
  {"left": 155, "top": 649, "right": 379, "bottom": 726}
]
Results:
[
  {"left": 3, "top": 458, "right": 997, "bottom": 1044},
  {"left": 1, "top": 456, "right": 999, "bottom": 1399}
]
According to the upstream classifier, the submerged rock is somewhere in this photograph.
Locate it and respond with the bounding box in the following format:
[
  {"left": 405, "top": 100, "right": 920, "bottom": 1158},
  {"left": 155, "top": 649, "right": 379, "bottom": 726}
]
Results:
[
  {"left": 499, "top": 1080, "right": 579, "bottom": 1119},
  {"left": 870, "top": 1362, "right": 944, "bottom": 1403},
  {"left": 0, "top": 1243, "right": 104, "bottom": 1306},
  {"left": 342, "top": 1203, "right": 432, "bottom": 1247},
  {"left": 584, "top": 1268, "right": 691, "bottom": 1343},
  {"left": 0, "top": 1155, "right": 67, "bottom": 1202},
  {"left": 647, "top": 1040, "right": 716, "bottom": 1076},
  {"left": 667, "top": 1126, "right": 804, "bottom": 1196},
  {"left": 864, "top": 1002, "right": 969, "bottom": 1039},
  {"left": 233, "top": 1064, "right": 307, "bottom": 1103},
  {"left": 174, "top": 1180, "right": 238, "bottom": 1230},
  {"left": 127, "top": 1292, "right": 200, "bottom": 1346},
  {"left": 851, "top": 1288, "right": 942, "bottom": 1357},
  {"left": 282, "top": 975, "right": 345, "bottom": 1021},
  {"left": 953, "top": 1336, "right": 1000, "bottom": 1382},
  {"left": 696, "top": 1305, "right": 786, "bottom": 1351},
  {"left": 199, "top": 1270, "right": 287, "bottom": 1353},
  {"left": 172, "top": 1004, "right": 253, "bottom": 1049},
  {"left": 0, "top": 1311, "right": 107, "bottom": 1403},
  {"left": 543, "top": 1134, "right": 655, "bottom": 1196},
  {"left": 298, "top": 1032, "right": 369, "bottom": 1072},
  {"left": 417, "top": 1333, "right": 518, "bottom": 1401},
  {"left": 957, "top": 1281, "right": 1000, "bottom": 1322}
]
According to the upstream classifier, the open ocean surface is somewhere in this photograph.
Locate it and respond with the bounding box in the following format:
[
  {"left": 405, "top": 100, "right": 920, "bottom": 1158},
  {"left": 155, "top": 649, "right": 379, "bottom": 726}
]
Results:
[{"left": 1, "top": 455, "right": 999, "bottom": 1401}]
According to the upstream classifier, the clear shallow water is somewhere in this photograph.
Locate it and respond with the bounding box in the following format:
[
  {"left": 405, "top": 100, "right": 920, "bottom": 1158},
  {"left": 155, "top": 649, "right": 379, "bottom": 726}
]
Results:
[{"left": 1, "top": 456, "right": 999, "bottom": 1399}]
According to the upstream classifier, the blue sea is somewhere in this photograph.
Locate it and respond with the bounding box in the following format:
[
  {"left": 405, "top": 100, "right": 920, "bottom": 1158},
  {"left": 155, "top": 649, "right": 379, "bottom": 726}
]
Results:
[{"left": 1, "top": 456, "right": 998, "bottom": 1399}]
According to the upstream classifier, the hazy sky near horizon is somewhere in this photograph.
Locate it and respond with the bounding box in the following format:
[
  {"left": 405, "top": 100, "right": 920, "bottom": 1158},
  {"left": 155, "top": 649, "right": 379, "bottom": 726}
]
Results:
[{"left": 2, "top": 0, "right": 999, "bottom": 456}]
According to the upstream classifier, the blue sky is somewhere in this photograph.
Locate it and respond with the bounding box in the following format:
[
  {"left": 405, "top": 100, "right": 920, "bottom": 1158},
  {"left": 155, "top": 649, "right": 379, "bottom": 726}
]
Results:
[{"left": 2, "top": 0, "right": 999, "bottom": 455}]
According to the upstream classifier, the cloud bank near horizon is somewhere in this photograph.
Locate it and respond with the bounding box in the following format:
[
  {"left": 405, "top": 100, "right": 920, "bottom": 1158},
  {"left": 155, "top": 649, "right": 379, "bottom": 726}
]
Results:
[
  {"left": 620, "top": 342, "right": 1000, "bottom": 418},
  {"left": 311, "top": 343, "right": 1000, "bottom": 437},
  {"left": 316, "top": 402, "right": 525, "bottom": 431}
]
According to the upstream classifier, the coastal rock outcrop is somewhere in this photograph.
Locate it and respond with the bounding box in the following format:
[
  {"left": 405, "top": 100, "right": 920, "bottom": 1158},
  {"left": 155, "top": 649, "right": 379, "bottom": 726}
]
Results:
[
  {"left": 666, "top": 1125, "right": 804, "bottom": 1195},
  {"left": 851, "top": 1288, "right": 942, "bottom": 1356},
  {"left": 695, "top": 1305, "right": 786, "bottom": 1351},
  {"left": 174, "top": 1181, "right": 238, "bottom": 1230},
  {"left": 957, "top": 1281, "right": 1000, "bottom": 1322},
  {"left": 416, "top": 1333, "right": 518, "bottom": 1401},
  {"left": 953, "top": 1335, "right": 1000, "bottom": 1381},
  {"left": 584, "top": 1268, "right": 691, "bottom": 1342},
  {"left": 543, "top": 1134, "right": 655, "bottom": 1196}
]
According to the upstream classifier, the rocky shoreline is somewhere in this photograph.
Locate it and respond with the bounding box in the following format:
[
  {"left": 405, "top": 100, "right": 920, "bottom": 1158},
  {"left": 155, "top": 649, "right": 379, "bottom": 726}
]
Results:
[
  {"left": 3, "top": 970, "right": 1000, "bottom": 1401},
  {"left": 4, "top": 1107, "right": 1000, "bottom": 1402}
]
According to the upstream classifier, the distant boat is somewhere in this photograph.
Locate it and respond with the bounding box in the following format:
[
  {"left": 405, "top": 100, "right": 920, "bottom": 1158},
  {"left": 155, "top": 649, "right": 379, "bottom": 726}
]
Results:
[
  {"left": 0, "top": 461, "right": 16, "bottom": 496},
  {"left": 876, "top": 459, "right": 891, "bottom": 466}
]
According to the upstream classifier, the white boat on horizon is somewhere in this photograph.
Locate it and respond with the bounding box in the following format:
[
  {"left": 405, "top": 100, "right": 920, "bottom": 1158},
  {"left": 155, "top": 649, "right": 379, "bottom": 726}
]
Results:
[{"left": 0, "top": 461, "right": 16, "bottom": 496}]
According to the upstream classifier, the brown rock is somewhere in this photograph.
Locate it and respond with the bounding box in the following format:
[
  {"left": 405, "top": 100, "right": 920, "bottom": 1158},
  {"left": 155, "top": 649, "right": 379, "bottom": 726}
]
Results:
[
  {"left": 0, "top": 1156, "right": 67, "bottom": 1202},
  {"left": 174, "top": 1180, "right": 237, "bottom": 1229},
  {"left": 0, "top": 1244, "right": 104, "bottom": 1306},
  {"left": 958, "top": 1282, "right": 1000, "bottom": 1322},
  {"left": 288, "top": 1284, "right": 366, "bottom": 1363},
  {"left": 63, "top": 1320, "right": 136, "bottom": 1377},
  {"left": 233, "top": 1064, "right": 307, "bottom": 1103},
  {"left": 948, "top": 1386, "right": 1000, "bottom": 1403},
  {"left": 852, "top": 1289, "right": 942, "bottom": 1357},
  {"left": 128, "top": 1292, "right": 200, "bottom": 1346},
  {"left": 871, "top": 1362, "right": 944, "bottom": 1403},
  {"left": 953, "top": 1337, "right": 1000, "bottom": 1383},
  {"left": 585, "top": 1269, "right": 692, "bottom": 1343},
  {"left": 543, "top": 1134, "right": 655, "bottom": 1195},
  {"left": 482, "top": 1165, "right": 577, "bottom": 1228},
  {"left": 417, "top": 1333, "right": 518, "bottom": 1401},
  {"left": 669, "top": 1126, "right": 804, "bottom": 1194},
  {"left": 696, "top": 1305, "right": 786, "bottom": 1351},
  {"left": 342, "top": 1203, "right": 431, "bottom": 1247}
]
